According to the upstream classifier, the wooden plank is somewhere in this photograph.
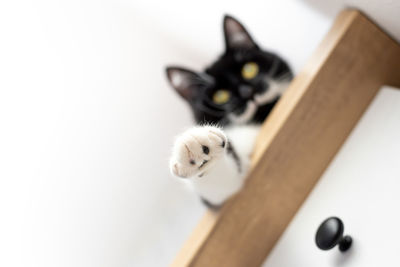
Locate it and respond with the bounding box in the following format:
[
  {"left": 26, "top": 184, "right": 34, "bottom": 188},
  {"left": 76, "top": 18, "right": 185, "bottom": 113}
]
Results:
[
  {"left": 171, "top": 211, "right": 218, "bottom": 267},
  {"left": 171, "top": 9, "right": 400, "bottom": 267}
]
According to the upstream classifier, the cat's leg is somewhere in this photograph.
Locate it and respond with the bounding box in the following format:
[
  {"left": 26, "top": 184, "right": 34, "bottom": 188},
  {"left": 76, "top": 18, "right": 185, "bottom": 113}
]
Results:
[{"left": 170, "top": 126, "right": 244, "bottom": 207}]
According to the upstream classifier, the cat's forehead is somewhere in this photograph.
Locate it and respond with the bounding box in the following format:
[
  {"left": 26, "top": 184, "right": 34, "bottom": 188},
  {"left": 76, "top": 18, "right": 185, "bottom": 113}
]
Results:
[
  {"left": 206, "top": 52, "right": 248, "bottom": 74},
  {"left": 206, "top": 49, "right": 274, "bottom": 76}
]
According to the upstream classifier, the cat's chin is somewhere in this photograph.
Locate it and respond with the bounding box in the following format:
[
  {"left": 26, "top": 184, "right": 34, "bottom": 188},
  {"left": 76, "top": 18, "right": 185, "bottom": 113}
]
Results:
[
  {"left": 254, "top": 79, "right": 291, "bottom": 106},
  {"left": 228, "top": 101, "right": 258, "bottom": 124}
]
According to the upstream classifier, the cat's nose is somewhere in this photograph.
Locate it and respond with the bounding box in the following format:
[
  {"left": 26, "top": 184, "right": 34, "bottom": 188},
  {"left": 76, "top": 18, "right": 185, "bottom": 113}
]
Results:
[{"left": 238, "top": 85, "right": 253, "bottom": 99}]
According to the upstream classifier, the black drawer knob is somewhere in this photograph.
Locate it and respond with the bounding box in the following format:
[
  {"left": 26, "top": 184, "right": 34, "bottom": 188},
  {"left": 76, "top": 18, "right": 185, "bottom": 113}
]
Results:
[{"left": 315, "top": 217, "right": 352, "bottom": 252}]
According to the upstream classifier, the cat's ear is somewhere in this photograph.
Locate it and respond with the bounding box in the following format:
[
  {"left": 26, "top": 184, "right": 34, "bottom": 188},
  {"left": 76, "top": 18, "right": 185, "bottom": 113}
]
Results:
[
  {"left": 166, "top": 67, "right": 214, "bottom": 101},
  {"left": 223, "top": 15, "right": 258, "bottom": 51}
]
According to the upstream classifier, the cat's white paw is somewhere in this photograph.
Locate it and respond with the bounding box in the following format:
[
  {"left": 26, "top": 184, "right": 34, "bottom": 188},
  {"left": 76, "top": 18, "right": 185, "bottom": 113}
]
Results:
[{"left": 170, "top": 126, "right": 227, "bottom": 178}]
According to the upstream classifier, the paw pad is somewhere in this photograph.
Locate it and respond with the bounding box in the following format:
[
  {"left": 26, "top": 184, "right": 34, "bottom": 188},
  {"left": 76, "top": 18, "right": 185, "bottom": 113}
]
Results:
[{"left": 202, "top": 145, "right": 210, "bottom": 155}]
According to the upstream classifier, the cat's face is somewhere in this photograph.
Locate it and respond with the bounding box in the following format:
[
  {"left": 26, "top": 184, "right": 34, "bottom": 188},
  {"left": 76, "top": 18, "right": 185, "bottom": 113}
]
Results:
[{"left": 166, "top": 15, "right": 293, "bottom": 126}]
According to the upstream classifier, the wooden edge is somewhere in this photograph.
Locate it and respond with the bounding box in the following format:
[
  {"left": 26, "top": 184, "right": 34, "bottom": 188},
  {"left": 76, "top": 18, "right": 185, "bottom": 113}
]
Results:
[
  {"left": 171, "top": 9, "right": 400, "bottom": 267},
  {"left": 251, "top": 9, "right": 358, "bottom": 163},
  {"left": 171, "top": 211, "right": 218, "bottom": 266},
  {"left": 170, "top": 10, "right": 358, "bottom": 266}
]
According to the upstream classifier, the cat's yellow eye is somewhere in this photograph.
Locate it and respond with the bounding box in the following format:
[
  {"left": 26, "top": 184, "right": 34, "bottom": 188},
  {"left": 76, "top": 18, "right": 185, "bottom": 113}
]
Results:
[
  {"left": 212, "top": 90, "right": 231, "bottom": 105},
  {"left": 241, "top": 62, "right": 259, "bottom": 80}
]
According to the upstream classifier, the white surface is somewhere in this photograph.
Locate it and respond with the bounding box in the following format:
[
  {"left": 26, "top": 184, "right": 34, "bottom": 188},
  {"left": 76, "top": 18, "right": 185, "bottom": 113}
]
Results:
[
  {"left": 263, "top": 86, "right": 400, "bottom": 267},
  {"left": 300, "top": 0, "right": 400, "bottom": 42},
  {"left": 0, "top": 1, "right": 202, "bottom": 266},
  {"left": 0, "top": 0, "right": 399, "bottom": 266},
  {"left": 0, "top": 1, "right": 332, "bottom": 266}
]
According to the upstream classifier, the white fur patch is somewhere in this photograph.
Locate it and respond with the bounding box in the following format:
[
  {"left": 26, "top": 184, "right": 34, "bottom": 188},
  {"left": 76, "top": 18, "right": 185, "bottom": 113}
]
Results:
[
  {"left": 228, "top": 101, "right": 257, "bottom": 124},
  {"left": 254, "top": 79, "right": 290, "bottom": 105},
  {"left": 170, "top": 125, "right": 260, "bottom": 205}
]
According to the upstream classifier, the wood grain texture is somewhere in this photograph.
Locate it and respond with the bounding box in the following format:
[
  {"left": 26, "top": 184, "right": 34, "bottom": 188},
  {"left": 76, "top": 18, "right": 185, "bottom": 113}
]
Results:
[{"left": 171, "top": 9, "right": 400, "bottom": 267}]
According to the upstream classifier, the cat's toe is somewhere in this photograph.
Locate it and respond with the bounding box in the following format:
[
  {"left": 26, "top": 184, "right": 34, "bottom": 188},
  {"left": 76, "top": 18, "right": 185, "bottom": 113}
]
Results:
[
  {"left": 170, "top": 162, "right": 186, "bottom": 178},
  {"left": 204, "top": 126, "right": 227, "bottom": 148}
]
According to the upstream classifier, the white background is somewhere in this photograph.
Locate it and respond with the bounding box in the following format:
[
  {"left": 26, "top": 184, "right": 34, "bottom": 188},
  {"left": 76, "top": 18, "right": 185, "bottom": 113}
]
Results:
[{"left": 0, "top": 0, "right": 399, "bottom": 266}]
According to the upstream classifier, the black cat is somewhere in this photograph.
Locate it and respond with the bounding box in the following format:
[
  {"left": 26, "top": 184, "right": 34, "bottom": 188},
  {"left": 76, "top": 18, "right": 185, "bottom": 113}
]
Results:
[
  {"left": 167, "top": 15, "right": 293, "bottom": 208},
  {"left": 166, "top": 15, "right": 293, "bottom": 126}
]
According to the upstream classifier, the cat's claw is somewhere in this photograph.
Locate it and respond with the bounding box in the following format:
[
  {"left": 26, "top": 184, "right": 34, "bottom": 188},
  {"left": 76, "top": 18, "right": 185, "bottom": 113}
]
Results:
[{"left": 170, "top": 126, "right": 227, "bottom": 178}]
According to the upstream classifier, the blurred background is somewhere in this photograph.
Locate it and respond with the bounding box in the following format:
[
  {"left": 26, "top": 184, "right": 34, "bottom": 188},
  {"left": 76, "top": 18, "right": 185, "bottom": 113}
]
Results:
[{"left": 0, "top": 0, "right": 399, "bottom": 266}]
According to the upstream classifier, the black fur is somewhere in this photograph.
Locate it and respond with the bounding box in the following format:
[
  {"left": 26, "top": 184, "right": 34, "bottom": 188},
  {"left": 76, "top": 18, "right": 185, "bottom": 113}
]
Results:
[
  {"left": 201, "top": 197, "right": 222, "bottom": 211},
  {"left": 227, "top": 141, "right": 241, "bottom": 173},
  {"left": 166, "top": 15, "right": 293, "bottom": 210},
  {"left": 166, "top": 15, "right": 293, "bottom": 126}
]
